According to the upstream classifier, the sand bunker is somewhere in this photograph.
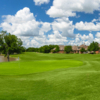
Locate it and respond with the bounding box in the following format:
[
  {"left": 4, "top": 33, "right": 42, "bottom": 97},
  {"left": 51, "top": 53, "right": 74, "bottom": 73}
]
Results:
[{"left": 0, "top": 56, "right": 17, "bottom": 62}]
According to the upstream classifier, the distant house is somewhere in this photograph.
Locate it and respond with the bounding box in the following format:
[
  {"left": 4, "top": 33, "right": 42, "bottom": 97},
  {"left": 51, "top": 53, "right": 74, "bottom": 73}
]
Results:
[
  {"left": 51, "top": 45, "right": 65, "bottom": 53},
  {"left": 72, "top": 45, "right": 79, "bottom": 53},
  {"left": 52, "top": 44, "right": 100, "bottom": 54},
  {"left": 58, "top": 45, "right": 65, "bottom": 53},
  {"left": 72, "top": 44, "right": 88, "bottom": 54},
  {"left": 79, "top": 44, "right": 88, "bottom": 53},
  {"left": 58, "top": 44, "right": 88, "bottom": 54}
]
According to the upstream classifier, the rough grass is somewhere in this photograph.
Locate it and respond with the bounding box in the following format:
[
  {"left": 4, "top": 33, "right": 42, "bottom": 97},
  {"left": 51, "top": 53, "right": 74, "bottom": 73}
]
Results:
[{"left": 0, "top": 52, "right": 100, "bottom": 100}]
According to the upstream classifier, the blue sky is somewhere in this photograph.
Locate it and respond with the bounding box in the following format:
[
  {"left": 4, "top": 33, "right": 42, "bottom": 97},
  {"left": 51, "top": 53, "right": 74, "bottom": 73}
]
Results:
[{"left": 0, "top": 0, "right": 100, "bottom": 47}]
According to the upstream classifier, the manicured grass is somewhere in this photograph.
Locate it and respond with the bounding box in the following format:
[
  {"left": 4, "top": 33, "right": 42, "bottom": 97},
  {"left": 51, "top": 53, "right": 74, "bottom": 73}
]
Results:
[
  {"left": 0, "top": 52, "right": 100, "bottom": 100},
  {"left": 0, "top": 59, "right": 82, "bottom": 75},
  {"left": 0, "top": 52, "right": 83, "bottom": 75}
]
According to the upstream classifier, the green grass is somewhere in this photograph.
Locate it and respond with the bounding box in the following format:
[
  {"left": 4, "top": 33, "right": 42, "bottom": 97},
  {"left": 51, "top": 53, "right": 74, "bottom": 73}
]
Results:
[
  {"left": 0, "top": 52, "right": 100, "bottom": 100},
  {"left": 0, "top": 53, "right": 83, "bottom": 75}
]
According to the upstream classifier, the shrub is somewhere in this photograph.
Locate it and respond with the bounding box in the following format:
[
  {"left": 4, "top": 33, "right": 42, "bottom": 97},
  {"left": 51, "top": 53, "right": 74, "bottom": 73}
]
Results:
[{"left": 64, "top": 46, "right": 72, "bottom": 54}]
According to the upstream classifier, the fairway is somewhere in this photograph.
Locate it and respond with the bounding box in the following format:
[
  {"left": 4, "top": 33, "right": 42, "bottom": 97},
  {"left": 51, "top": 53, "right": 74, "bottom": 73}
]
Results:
[{"left": 0, "top": 52, "right": 100, "bottom": 100}]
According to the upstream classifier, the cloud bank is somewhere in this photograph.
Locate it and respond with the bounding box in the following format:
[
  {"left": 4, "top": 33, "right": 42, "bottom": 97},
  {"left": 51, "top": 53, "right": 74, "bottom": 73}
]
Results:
[
  {"left": 0, "top": 7, "right": 69, "bottom": 47},
  {"left": 1, "top": 0, "right": 100, "bottom": 48},
  {"left": 47, "top": 0, "right": 100, "bottom": 18}
]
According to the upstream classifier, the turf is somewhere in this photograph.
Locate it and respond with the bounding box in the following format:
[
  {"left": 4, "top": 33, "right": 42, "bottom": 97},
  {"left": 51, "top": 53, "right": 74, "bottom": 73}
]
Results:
[{"left": 0, "top": 52, "right": 100, "bottom": 100}]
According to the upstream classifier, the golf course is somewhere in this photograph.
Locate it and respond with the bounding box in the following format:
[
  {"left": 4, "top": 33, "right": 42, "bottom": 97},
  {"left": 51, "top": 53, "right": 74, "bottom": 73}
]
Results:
[{"left": 0, "top": 52, "right": 100, "bottom": 100}]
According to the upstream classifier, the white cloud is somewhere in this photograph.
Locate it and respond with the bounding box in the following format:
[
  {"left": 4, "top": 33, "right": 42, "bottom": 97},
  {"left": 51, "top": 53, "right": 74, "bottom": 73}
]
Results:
[
  {"left": 96, "top": 32, "right": 100, "bottom": 38},
  {"left": 39, "top": 22, "right": 51, "bottom": 35},
  {"left": 77, "top": 33, "right": 93, "bottom": 41},
  {"left": 0, "top": 7, "right": 40, "bottom": 36},
  {"left": 92, "top": 19, "right": 97, "bottom": 23},
  {"left": 47, "top": 6, "right": 76, "bottom": 18},
  {"left": 0, "top": 7, "right": 70, "bottom": 48},
  {"left": 20, "top": 32, "right": 68, "bottom": 48},
  {"left": 52, "top": 17, "right": 75, "bottom": 37},
  {"left": 68, "top": 33, "right": 94, "bottom": 46},
  {"left": 47, "top": 31, "right": 68, "bottom": 45},
  {"left": 47, "top": 0, "right": 100, "bottom": 18},
  {"left": 30, "top": 31, "right": 68, "bottom": 47},
  {"left": 0, "top": 7, "right": 97, "bottom": 48},
  {"left": 17, "top": 35, "right": 47, "bottom": 48},
  {"left": 75, "top": 21, "right": 100, "bottom": 31},
  {"left": 0, "top": 7, "right": 52, "bottom": 48},
  {"left": 92, "top": 18, "right": 100, "bottom": 23},
  {"left": 76, "top": 33, "right": 94, "bottom": 42},
  {"left": 0, "top": 7, "right": 51, "bottom": 37},
  {"left": 33, "top": 0, "right": 50, "bottom": 5},
  {"left": 94, "top": 32, "right": 100, "bottom": 44},
  {"left": 22, "top": 32, "right": 94, "bottom": 48}
]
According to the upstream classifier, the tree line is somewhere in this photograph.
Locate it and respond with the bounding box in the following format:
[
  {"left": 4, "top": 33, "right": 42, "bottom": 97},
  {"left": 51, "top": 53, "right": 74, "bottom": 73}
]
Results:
[
  {"left": 26, "top": 45, "right": 60, "bottom": 53},
  {"left": 26, "top": 41, "right": 100, "bottom": 54}
]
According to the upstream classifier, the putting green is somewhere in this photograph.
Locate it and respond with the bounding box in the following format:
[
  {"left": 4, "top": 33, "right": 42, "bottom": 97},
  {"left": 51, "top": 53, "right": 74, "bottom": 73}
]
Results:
[{"left": 0, "top": 60, "right": 83, "bottom": 75}]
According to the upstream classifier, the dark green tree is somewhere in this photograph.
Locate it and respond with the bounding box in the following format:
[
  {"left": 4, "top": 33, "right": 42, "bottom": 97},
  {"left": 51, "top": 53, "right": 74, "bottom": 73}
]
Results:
[
  {"left": 20, "top": 46, "right": 26, "bottom": 52},
  {"left": 39, "top": 45, "right": 50, "bottom": 53},
  {"left": 49, "top": 45, "right": 55, "bottom": 50},
  {"left": 38, "top": 45, "right": 57, "bottom": 53},
  {"left": 64, "top": 46, "right": 72, "bottom": 53},
  {"left": 55, "top": 45, "right": 59, "bottom": 53},
  {"left": 88, "top": 42, "right": 99, "bottom": 52},
  {"left": 26, "top": 47, "right": 36, "bottom": 52},
  {"left": 80, "top": 47, "right": 86, "bottom": 53},
  {"left": 0, "top": 31, "right": 23, "bottom": 61}
]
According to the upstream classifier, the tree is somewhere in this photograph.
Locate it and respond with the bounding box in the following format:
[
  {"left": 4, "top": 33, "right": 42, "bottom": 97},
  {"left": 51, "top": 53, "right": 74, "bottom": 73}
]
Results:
[
  {"left": 0, "top": 31, "right": 23, "bottom": 61},
  {"left": 38, "top": 45, "right": 57, "bottom": 53},
  {"left": 55, "top": 45, "right": 59, "bottom": 53},
  {"left": 64, "top": 46, "right": 72, "bottom": 53},
  {"left": 20, "top": 46, "right": 26, "bottom": 52},
  {"left": 26, "top": 47, "right": 36, "bottom": 52},
  {"left": 80, "top": 47, "right": 86, "bottom": 53},
  {"left": 88, "top": 42, "right": 99, "bottom": 53},
  {"left": 39, "top": 45, "right": 50, "bottom": 53},
  {"left": 49, "top": 45, "right": 56, "bottom": 50}
]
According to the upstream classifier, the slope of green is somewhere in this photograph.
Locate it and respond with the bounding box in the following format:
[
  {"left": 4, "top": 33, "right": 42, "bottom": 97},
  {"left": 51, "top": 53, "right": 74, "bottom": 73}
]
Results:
[{"left": 0, "top": 52, "right": 100, "bottom": 100}]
